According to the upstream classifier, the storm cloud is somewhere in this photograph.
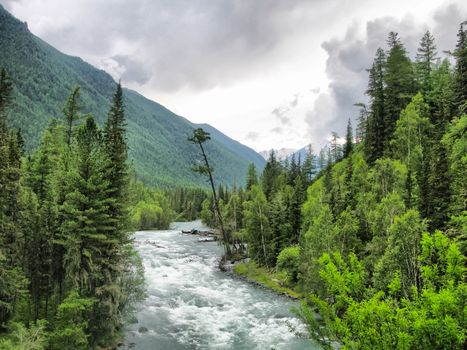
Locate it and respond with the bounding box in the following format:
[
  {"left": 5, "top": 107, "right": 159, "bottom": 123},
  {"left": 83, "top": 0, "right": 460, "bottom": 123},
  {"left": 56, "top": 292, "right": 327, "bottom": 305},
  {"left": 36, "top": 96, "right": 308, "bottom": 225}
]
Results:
[
  {"left": 305, "top": 2, "right": 467, "bottom": 146},
  {"left": 2, "top": 0, "right": 345, "bottom": 90},
  {"left": 2, "top": 0, "right": 466, "bottom": 151}
]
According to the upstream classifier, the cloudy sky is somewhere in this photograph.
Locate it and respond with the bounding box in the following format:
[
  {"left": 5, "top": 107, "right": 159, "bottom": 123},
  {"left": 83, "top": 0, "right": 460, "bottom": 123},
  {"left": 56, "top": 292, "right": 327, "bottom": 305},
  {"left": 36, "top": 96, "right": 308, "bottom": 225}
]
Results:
[{"left": 2, "top": 0, "right": 466, "bottom": 152}]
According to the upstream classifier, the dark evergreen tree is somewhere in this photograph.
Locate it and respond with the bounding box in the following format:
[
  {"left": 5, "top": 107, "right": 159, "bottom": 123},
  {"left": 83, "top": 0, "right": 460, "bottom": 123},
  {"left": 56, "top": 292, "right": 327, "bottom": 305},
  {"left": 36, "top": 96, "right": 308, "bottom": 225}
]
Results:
[
  {"left": 454, "top": 21, "right": 467, "bottom": 114},
  {"left": 246, "top": 163, "right": 258, "bottom": 190},
  {"left": 364, "top": 48, "right": 386, "bottom": 163},
  {"left": 343, "top": 119, "right": 354, "bottom": 158},
  {"left": 92, "top": 82, "right": 131, "bottom": 345},
  {"left": 330, "top": 132, "right": 342, "bottom": 163},
  {"left": 287, "top": 153, "right": 299, "bottom": 185},
  {"left": 415, "top": 30, "right": 438, "bottom": 95},
  {"left": 0, "top": 68, "right": 12, "bottom": 121},
  {"left": 384, "top": 32, "right": 417, "bottom": 151},
  {"left": 301, "top": 144, "right": 317, "bottom": 185},
  {"left": 354, "top": 103, "right": 367, "bottom": 144},
  {"left": 427, "top": 142, "right": 451, "bottom": 229},
  {"left": 0, "top": 68, "right": 26, "bottom": 327},
  {"left": 63, "top": 87, "right": 81, "bottom": 147},
  {"left": 261, "top": 150, "right": 282, "bottom": 200}
]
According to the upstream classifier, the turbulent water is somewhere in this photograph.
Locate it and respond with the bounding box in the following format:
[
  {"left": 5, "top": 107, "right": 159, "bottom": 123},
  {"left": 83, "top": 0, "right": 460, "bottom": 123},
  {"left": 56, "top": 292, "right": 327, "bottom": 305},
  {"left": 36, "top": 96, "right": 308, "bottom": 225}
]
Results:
[{"left": 123, "top": 221, "right": 318, "bottom": 350}]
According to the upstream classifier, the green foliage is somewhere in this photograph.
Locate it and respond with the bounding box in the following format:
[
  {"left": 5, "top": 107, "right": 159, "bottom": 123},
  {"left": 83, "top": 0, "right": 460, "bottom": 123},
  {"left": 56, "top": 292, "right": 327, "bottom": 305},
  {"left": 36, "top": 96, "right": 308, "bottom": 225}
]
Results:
[
  {"left": 243, "top": 185, "right": 274, "bottom": 266},
  {"left": 442, "top": 115, "right": 467, "bottom": 219},
  {"left": 0, "top": 321, "right": 47, "bottom": 350},
  {"left": 292, "top": 24, "right": 467, "bottom": 349},
  {"left": 276, "top": 246, "right": 300, "bottom": 283},
  {"left": 0, "top": 70, "right": 148, "bottom": 348},
  {"left": 166, "top": 187, "right": 206, "bottom": 221},
  {"left": 373, "top": 210, "right": 426, "bottom": 296},
  {"left": 234, "top": 261, "right": 301, "bottom": 299},
  {"left": 129, "top": 181, "right": 174, "bottom": 230},
  {"left": 48, "top": 291, "right": 93, "bottom": 350}
]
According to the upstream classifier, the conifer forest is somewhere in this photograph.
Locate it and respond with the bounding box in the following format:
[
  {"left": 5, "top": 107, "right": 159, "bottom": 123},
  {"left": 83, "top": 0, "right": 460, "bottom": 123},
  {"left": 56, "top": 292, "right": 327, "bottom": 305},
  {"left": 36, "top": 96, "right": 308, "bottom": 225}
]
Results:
[{"left": 0, "top": 2, "right": 466, "bottom": 350}]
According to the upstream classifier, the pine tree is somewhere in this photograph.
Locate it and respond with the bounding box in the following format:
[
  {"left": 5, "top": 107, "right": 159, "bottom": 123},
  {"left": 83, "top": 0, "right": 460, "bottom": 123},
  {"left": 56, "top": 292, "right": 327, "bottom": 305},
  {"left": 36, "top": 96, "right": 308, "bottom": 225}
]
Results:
[
  {"left": 429, "top": 59, "right": 456, "bottom": 129},
  {"left": 454, "top": 21, "right": 467, "bottom": 114},
  {"left": 25, "top": 127, "right": 64, "bottom": 320},
  {"left": 384, "top": 32, "right": 417, "bottom": 151},
  {"left": 0, "top": 68, "right": 12, "bottom": 125},
  {"left": 354, "top": 103, "right": 367, "bottom": 144},
  {"left": 318, "top": 148, "right": 326, "bottom": 171},
  {"left": 426, "top": 60, "right": 455, "bottom": 230},
  {"left": 0, "top": 69, "right": 27, "bottom": 327},
  {"left": 63, "top": 87, "right": 81, "bottom": 147},
  {"left": 415, "top": 31, "right": 438, "bottom": 95},
  {"left": 103, "top": 82, "right": 128, "bottom": 229},
  {"left": 301, "top": 144, "right": 317, "bottom": 185},
  {"left": 288, "top": 153, "right": 299, "bottom": 185},
  {"left": 330, "top": 132, "right": 341, "bottom": 162},
  {"left": 93, "top": 82, "right": 131, "bottom": 344},
  {"left": 364, "top": 48, "right": 386, "bottom": 163},
  {"left": 261, "top": 150, "right": 282, "bottom": 200},
  {"left": 343, "top": 119, "right": 353, "bottom": 158},
  {"left": 246, "top": 163, "right": 258, "bottom": 190},
  {"left": 61, "top": 115, "right": 110, "bottom": 291}
]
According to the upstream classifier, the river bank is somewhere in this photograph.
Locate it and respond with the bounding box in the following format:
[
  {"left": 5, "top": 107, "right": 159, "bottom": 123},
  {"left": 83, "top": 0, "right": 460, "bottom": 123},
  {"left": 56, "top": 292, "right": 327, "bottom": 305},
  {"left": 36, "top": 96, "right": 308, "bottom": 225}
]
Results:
[{"left": 232, "top": 261, "right": 303, "bottom": 300}]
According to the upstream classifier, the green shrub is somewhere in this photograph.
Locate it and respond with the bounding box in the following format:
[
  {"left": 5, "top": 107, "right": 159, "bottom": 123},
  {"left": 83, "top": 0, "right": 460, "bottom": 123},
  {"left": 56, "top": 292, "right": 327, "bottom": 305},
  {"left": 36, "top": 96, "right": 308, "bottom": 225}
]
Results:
[{"left": 276, "top": 246, "right": 300, "bottom": 283}]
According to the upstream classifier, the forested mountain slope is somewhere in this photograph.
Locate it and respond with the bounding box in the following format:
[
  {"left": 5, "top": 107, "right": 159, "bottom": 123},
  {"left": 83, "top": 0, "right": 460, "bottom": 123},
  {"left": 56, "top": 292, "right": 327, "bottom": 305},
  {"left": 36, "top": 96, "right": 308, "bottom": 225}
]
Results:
[{"left": 0, "top": 5, "right": 265, "bottom": 187}]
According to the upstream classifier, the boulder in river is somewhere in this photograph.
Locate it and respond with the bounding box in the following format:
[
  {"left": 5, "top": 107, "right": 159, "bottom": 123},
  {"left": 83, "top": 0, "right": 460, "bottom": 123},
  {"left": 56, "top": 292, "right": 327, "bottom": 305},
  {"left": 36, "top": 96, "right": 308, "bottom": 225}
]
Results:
[{"left": 138, "top": 326, "right": 148, "bottom": 333}]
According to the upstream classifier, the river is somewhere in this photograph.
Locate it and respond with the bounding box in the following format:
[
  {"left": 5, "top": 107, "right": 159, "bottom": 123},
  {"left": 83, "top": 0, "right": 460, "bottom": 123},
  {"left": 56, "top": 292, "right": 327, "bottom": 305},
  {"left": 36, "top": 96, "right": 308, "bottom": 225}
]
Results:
[{"left": 122, "top": 221, "right": 319, "bottom": 350}]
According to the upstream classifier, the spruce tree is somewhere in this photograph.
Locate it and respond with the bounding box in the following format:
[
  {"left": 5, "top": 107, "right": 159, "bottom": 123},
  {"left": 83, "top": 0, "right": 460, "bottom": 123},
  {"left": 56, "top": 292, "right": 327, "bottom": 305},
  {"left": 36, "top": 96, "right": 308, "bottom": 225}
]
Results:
[
  {"left": 61, "top": 115, "right": 110, "bottom": 290},
  {"left": 261, "top": 150, "right": 282, "bottom": 200},
  {"left": 0, "top": 68, "right": 12, "bottom": 124},
  {"left": 0, "top": 68, "right": 27, "bottom": 327},
  {"left": 301, "top": 144, "right": 317, "bottom": 185},
  {"left": 354, "top": 103, "right": 367, "bottom": 144},
  {"left": 415, "top": 30, "right": 438, "bottom": 95},
  {"left": 93, "top": 82, "right": 130, "bottom": 345},
  {"left": 63, "top": 87, "right": 81, "bottom": 147},
  {"left": 330, "top": 132, "right": 341, "bottom": 162},
  {"left": 103, "top": 82, "right": 128, "bottom": 228},
  {"left": 384, "top": 32, "right": 417, "bottom": 151},
  {"left": 343, "top": 119, "right": 353, "bottom": 158},
  {"left": 246, "top": 163, "right": 258, "bottom": 190},
  {"left": 364, "top": 48, "right": 386, "bottom": 163},
  {"left": 454, "top": 21, "right": 467, "bottom": 114}
]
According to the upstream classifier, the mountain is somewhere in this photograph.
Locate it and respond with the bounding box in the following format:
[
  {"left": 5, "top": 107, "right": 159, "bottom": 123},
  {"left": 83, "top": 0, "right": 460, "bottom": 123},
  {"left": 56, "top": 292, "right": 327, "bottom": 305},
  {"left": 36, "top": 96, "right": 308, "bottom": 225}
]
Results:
[
  {"left": 259, "top": 148, "right": 296, "bottom": 160},
  {"left": 0, "top": 5, "right": 265, "bottom": 187}
]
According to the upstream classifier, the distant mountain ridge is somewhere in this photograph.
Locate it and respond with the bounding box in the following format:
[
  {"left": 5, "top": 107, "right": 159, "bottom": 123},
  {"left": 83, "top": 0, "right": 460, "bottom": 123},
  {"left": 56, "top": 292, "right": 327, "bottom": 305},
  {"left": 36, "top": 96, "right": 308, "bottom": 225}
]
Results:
[
  {"left": 259, "top": 148, "right": 296, "bottom": 160},
  {"left": 0, "top": 5, "right": 265, "bottom": 187}
]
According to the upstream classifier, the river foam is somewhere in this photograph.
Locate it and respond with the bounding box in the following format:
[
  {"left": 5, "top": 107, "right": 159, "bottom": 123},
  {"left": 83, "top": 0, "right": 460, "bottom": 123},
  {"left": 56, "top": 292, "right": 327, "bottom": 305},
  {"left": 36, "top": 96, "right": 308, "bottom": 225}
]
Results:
[{"left": 123, "top": 221, "right": 317, "bottom": 350}]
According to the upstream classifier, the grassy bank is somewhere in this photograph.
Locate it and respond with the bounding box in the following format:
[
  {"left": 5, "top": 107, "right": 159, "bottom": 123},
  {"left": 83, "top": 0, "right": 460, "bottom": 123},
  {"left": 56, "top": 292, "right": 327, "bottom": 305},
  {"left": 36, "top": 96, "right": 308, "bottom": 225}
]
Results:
[{"left": 233, "top": 261, "right": 303, "bottom": 299}]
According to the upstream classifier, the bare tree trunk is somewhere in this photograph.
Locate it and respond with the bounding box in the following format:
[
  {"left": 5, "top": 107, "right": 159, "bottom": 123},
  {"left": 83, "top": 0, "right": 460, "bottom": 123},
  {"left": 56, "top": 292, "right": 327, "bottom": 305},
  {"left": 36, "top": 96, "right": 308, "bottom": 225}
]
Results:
[{"left": 197, "top": 141, "right": 231, "bottom": 256}]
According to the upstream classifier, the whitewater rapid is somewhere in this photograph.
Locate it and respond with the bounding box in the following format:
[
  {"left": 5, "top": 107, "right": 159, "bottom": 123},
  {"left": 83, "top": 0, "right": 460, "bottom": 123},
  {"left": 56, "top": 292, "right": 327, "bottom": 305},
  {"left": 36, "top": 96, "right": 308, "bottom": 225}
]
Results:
[{"left": 123, "top": 221, "right": 318, "bottom": 350}]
